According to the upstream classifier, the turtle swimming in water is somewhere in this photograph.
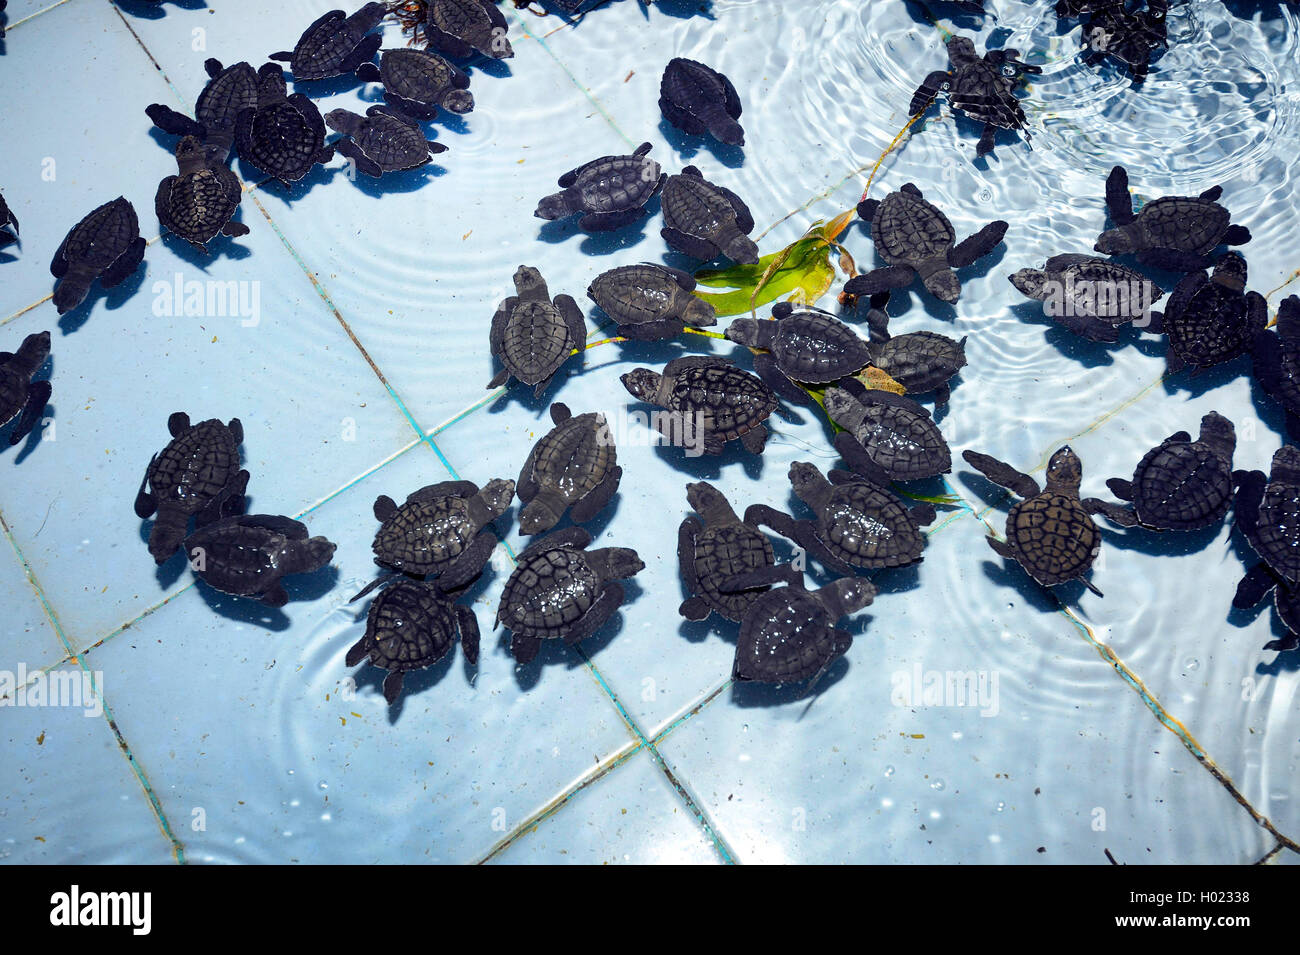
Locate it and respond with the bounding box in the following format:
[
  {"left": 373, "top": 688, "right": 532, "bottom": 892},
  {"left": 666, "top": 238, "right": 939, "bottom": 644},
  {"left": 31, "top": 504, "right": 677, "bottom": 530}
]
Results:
[
  {"left": 963, "top": 445, "right": 1104, "bottom": 596},
  {"left": 1010, "top": 253, "right": 1163, "bottom": 342},
  {"left": 50, "top": 197, "right": 146, "bottom": 316},
  {"left": 235, "top": 64, "right": 335, "bottom": 184},
  {"left": 325, "top": 106, "right": 448, "bottom": 177},
  {"left": 534, "top": 142, "right": 665, "bottom": 233},
  {"left": 487, "top": 265, "right": 586, "bottom": 397},
  {"left": 725, "top": 302, "right": 871, "bottom": 403},
  {"left": 0, "top": 331, "right": 51, "bottom": 447},
  {"left": 516, "top": 402, "right": 621, "bottom": 535},
  {"left": 1152, "top": 252, "right": 1266, "bottom": 374},
  {"left": 155, "top": 136, "right": 250, "bottom": 252},
  {"left": 824, "top": 379, "right": 952, "bottom": 484},
  {"left": 844, "top": 184, "right": 1008, "bottom": 304},
  {"left": 678, "top": 481, "right": 775, "bottom": 623},
  {"left": 184, "top": 513, "right": 336, "bottom": 607},
  {"left": 1095, "top": 165, "right": 1251, "bottom": 271},
  {"left": 146, "top": 59, "right": 259, "bottom": 164},
  {"left": 425, "top": 0, "right": 514, "bottom": 60},
  {"left": 1070, "top": 0, "right": 1169, "bottom": 82},
  {"left": 1250, "top": 295, "right": 1300, "bottom": 439},
  {"left": 1083, "top": 412, "right": 1236, "bottom": 532},
  {"left": 270, "top": 3, "right": 387, "bottom": 81},
  {"left": 860, "top": 295, "right": 967, "bottom": 402},
  {"left": 356, "top": 48, "right": 474, "bottom": 120},
  {"left": 586, "top": 263, "right": 716, "bottom": 341},
  {"left": 0, "top": 190, "right": 19, "bottom": 249},
  {"left": 1234, "top": 446, "right": 1300, "bottom": 652},
  {"left": 658, "top": 57, "right": 745, "bottom": 147},
  {"left": 660, "top": 166, "right": 758, "bottom": 264}
]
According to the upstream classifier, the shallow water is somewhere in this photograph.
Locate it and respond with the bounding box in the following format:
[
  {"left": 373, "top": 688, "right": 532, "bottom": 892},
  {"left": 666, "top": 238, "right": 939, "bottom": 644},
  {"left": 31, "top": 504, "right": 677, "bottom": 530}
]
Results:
[{"left": 0, "top": 0, "right": 1298, "bottom": 864}]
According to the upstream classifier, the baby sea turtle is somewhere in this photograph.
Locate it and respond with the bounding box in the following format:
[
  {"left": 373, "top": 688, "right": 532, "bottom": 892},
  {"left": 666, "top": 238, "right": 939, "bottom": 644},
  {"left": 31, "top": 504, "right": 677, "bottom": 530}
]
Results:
[
  {"left": 425, "top": 0, "right": 514, "bottom": 60},
  {"left": 963, "top": 445, "right": 1103, "bottom": 595},
  {"left": 1082, "top": 412, "right": 1235, "bottom": 532},
  {"left": 620, "top": 355, "right": 778, "bottom": 456},
  {"left": 844, "top": 184, "right": 1008, "bottom": 304},
  {"left": 135, "top": 412, "right": 247, "bottom": 565},
  {"left": 496, "top": 527, "right": 644, "bottom": 664},
  {"left": 1073, "top": 0, "right": 1168, "bottom": 82},
  {"left": 0, "top": 190, "right": 18, "bottom": 249},
  {"left": 487, "top": 265, "right": 586, "bottom": 397},
  {"left": 909, "top": 35, "right": 1041, "bottom": 157},
  {"left": 1250, "top": 295, "right": 1300, "bottom": 439},
  {"left": 658, "top": 57, "right": 744, "bottom": 147},
  {"left": 235, "top": 64, "right": 335, "bottom": 184},
  {"left": 534, "top": 142, "right": 665, "bottom": 233},
  {"left": 346, "top": 578, "right": 479, "bottom": 704},
  {"left": 356, "top": 49, "right": 473, "bottom": 121},
  {"left": 366, "top": 478, "right": 515, "bottom": 593},
  {"left": 270, "top": 3, "right": 387, "bottom": 80},
  {"left": 660, "top": 166, "right": 758, "bottom": 265},
  {"left": 517, "top": 402, "right": 621, "bottom": 535},
  {"left": 0, "top": 331, "right": 51, "bottom": 447},
  {"left": 1010, "top": 253, "right": 1163, "bottom": 342},
  {"left": 1234, "top": 448, "right": 1300, "bottom": 651},
  {"left": 586, "top": 263, "right": 716, "bottom": 341},
  {"left": 862, "top": 298, "right": 967, "bottom": 402},
  {"left": 50, "top": 197, "right": 146, "bottom": 316},
  {"left": 1153, "top": 253, "right": 1266, "bottom": 374},
  {"left": 725, "top": 302, "right": 871, "bottom": 403},
  {"left": 823, "top": 379, "right": 952, "bottom": 483},
  {"left": 146, "top": 59, "right": 259, "bottom": 164},
  {"left": 155, "top": 136, "right": 250, "bottom": 252},
  {"left": 746, "top": 462, "right": 936, "bottom": 575},
  {"left": 678, "top": 481, "right": 775, "bottom": 623},
  {"left": 325, "top": 106, "right": 447, "bottom": 177},
  {"left": 1096, "top": 165, "right": 1251, "bottom": 271},
  {"left": 185, "top": 514, "right": 336, "bottom": 607}
]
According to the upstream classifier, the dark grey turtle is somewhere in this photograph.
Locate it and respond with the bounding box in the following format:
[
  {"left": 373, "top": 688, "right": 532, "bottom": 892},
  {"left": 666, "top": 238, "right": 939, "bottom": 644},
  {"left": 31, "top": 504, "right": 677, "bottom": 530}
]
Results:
[
  {"left": 50, "top": 197, "right": 146, "bottom": 316},
  {"left": 1010, "top": 253, "right": 1163, "bottom": 342},
  {"left": 678, "top": 481, "right": 775, "bottom": 623},
  {"left": 496, "top": 527, "right": 644, "bottom": 665},
  {"left": 1071, "top": 0, "right": 1169, "bottom": 82},
  {"left": 586, "top": 263, "right": 716, "bottom": 341},
  {"left": 134, "top": 412, "right": 248, "bottom": 566},
  {"left": 517, "top": 402, "right": 621, "bottom": 535},
  {"left": 155, "top": 136, "right": 250, "bottom": 252},
  {"left": 0, "top": 331, "right": 51, "bottom": 447},
  {"left": 909, "top": 35, "right": 1041, "bottom": 157},
  {"left": 823, "top": 379, "right": 951, "bottom": 483},
  {"left": 235, "top": 64, "right": 335, "bottom": 184},
  {"left": 365, "top": 478, "right": 514, "bottom": 593},
  {"left": 426, "top": 0, "right": 514, "bottom": 60},
  {"left": 843, "top": 184, "right": 1008, "bottom": 304},
  {"left": 146, "top": 59, "right": 259, "bottom": 164},
  {"left": 746, "top": 461, "right": 936, "bottom": 575},
  {"left": 729, "top": 565, "right": 877, "bottom": 685},
  {"left": 0, "top": 0, "right": 6, "bottom": 39},
  {"left": 861, "top": 296, "right": 967, "bottom": 402},
  {"left": 346, "top": 578, "right": 479, "bottom": 704},
  {"left": 620, "top": 355, "right": 778, "bottom": 456},
  {"left": 1250, "top": 295, "right": 1300, "bottom": 439},
  {"left": 660, "top": 166, "right": 758, "bottom": 265},
  {"left": 325, "top": 106, "right": 447, "bottom": 177},
  {"left": 725, "top": 302, "right": 871, "bottom": 404},
  {"left": 270, "top": 3, "right": 387, "bottom": 80},
  {"left": 659, "top": 57, "right": 744, "bottom": 147},
  {"left": 184, "top": 514, "right": 336, "bottom": 607},
  {"left": 964, "top": 445, "right": 1103, "bottom": 595},
  {"left": 487, "top": 265, "right": 586, "bottom": 398},
  {"left": 1082, "top": 412, "right": 1235, "bottom": 532},
  {"left": 1153, "top": 253, "right": 1266, "bottom": 374},
  {"left": 356, "top": 48, "right": 473, "bottom": 121},
  {"left": 1234, "top": 448, "right": 1300, "bottom": 651},
  {"left": 1096, "top": 165, "right": 1251, "bottom": 271},
  {"left": 534, "top": 141, "right": 665, "bottom": 233},
  {"left": 0, "top": 189, "right": 18, "bottom": 249}
]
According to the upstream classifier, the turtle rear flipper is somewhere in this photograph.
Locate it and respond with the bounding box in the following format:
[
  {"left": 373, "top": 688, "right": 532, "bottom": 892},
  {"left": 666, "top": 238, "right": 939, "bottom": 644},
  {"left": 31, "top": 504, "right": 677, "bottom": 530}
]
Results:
[
  {"left": 1224, "top": 224, "right": 1251, "bottom": 246},
  {"left": 100, "top": 236, "right": 146, "bottom": 290},
  {"left": 975, "top": 123, "right": 998, "bottom": 157},
  {"left": 511, "top": 634, "right": 543, "bottom": 665}
]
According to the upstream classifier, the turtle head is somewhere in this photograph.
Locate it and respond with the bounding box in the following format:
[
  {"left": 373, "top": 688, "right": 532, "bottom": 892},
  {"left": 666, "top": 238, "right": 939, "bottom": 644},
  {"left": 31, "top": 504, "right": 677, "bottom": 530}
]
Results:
[
  {"left": 723, "top": 233, "right": 761, "bottom": 266},
  {"left": 255, "top": 62, "right": 288, "bottom": 102},
  {"left": 439, "top": 87, "right": 474, "bottom": 115},
  {"left": 297, "top": 537, "right": 338, "bottom": 573},
  {"left": 1009, "top": 268, "right": 1049, "bottom": 301},
  {"left": 512, "top": 265, "right": 547, "bottom": 298},
  {"left": 1197, "top": 412, "right": 1236, "bottom": 462},
  {"left": 13, "top": 330, "right": 51, "bottom": 373},
  {"left": 1094, "top": 225, "right": 1135, "bottom": 255},
  {"left": 820, "top": 577, "right": 878, "bottom": 617},
  {"left": 1211, "top": 252, "right": 1247, "bottom": 292},
  {"left": 534, "top": 190, "right": 573, "bottom": 221},
  {"left": 686, "top": 481, "right": 734, "bottom": 523},
  {"left": 1044, "top": 446, "right": 1083, "bottom": 493},
  {"left": 175, "top": 135, "right": 209, "bottom": 174},
  {"left": 324, "top": 109, "right": 362, "bottom": 137},
  {"left": 479, "top": 478, "right": 516, "bottom": 520},
  {"left": 723, "top": 318, "right": 768, "bottom": 348},
  {"left": 788, "top": 461, "right": 832, "bottom": 505},
  {"left": 602, "top": 547, "right": 645, "bottom": 580},
  {"left": 946, "top": 36, "right": 979, "bottom": 65},
  {"left": 922, "top": 267, "right": 961, "bottom": 304},
  {"left": 821, "top": 387, "right": 862, "bottom": 430},
  {"left": 683, "top": 295, "right": 717, "bottom": 328},
  {"left": 620, "top": 368, "right": 663, "bottom": 404}
]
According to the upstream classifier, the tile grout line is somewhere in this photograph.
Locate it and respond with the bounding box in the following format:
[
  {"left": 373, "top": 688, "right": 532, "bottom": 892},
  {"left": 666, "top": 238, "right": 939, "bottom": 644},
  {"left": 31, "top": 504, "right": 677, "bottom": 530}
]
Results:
[{"left": 2, "top": 0, "right": 75, "bottom": 33}]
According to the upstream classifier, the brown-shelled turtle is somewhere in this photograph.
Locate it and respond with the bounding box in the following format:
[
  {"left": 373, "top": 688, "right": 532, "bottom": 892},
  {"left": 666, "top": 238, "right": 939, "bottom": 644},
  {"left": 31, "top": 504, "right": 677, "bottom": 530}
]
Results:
[
  {"left": 50, "top": 197, "right": 146, "bottom": 316},
  {"left": 155, "top": 136, "right": 250, "bottom": 252},
  {"left": 725, "top": 302, "right": 870, "bottom": 403},
  {"left": 516, "top": 402, "right": 621, "bottom": 535},
  {"left": 325, "top": 106, "right": 447, "bottom": 177},
  {"left": 270, "top": 3, "right": 387, "bottom": 80},
  {"left": 909, "top": 35, "right": 1041, "bottom": 157},
  {"left": 1083, "top": 412, "right": 1235, "bottom": 532},
  {"left": 1234, "top": 447, "right": 1300, "bottom": 652},
  {"left": 620, "top": 355, "right": 778, "bottom": 456},
  {"left": 747, "top": 461, "right": 936, "bottom": 575},
  {"left": 184, "top": 514, "right": 336, "bottom": 607},
  {"left": 534, "top": 142, "right": 665, "bottom": 233},
  {"left": 346, "top": 578, "right": 479, "bottom": 704},
  {"left": 843, "top": 184, "right": 1008, "bottom": 304},
  {"left": 963, "top": 445, "right": 1103, "bottom": 595},
  {"left": 134, "top": 413, "right": 248, "bottom": 565},
  {"left": 1096, "top": 165, "right": 1251, "bottom": 271},
  {"left": 660, "top": 166, "right": 758, "bottom": 264},
  {"left": 0, "top": 331, "right": 51, "bottom": 447},
  {"left": 235, "top": 64, "right": 335, "bottom": 184},
  {"left": 824, "top": 379, "right": 952, "bottom": 484},
  {"left": 659, "top": 57, "right": 744, "bottom": 146},
  {"left": 1010, "top": 253, "right": 1163, "bottom": 342},
  {"left": 1152, "top": 253, "right": 1266, "bottom": 374},
  {"left": 678, "top": 481, "right": 775, "bottom": 623},
  {"left": 1069, "top": 0, "right": 1169, "bottom": 82},
  {"left": 496, "top": 527, "right": 644, "bottom": 664},
  {"left": 861, "top": 296, "right": 967, "bottom": 402},
  {"left": 356, "top": 48, "right": 474, "bottom": 120},
  {"left": 425, "top": 0, "right": 514, "bottom": 60},
  {"left": 1250, "top": 295, "right": 1300, "bottom": 439},
  {"left": 487, "top": 265, "right": 586, "bottom": 397},
  {"left": 586, "top": 263, "right": 716, "bottom": 341},
  {"left": 147, "top": 59, "right": 259, "bottom": 164},
  {"left": 0, "top": 189, "right": 18, "bottom": 249}
]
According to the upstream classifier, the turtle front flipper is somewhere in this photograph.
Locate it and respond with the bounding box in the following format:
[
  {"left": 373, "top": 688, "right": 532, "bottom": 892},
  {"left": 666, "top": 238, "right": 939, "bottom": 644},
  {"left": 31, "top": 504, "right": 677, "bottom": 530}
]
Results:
[
  {"left": 381, "top": 670, "right": 405, "bottom": 705},
  {"left": 1082, "top": 497, "right": 1138, "bottom": 527},
  {"left": 963, "top": 449, "right": 1040, "bottom": 499},
  {"left": 975, "top": 123, "right": 998, "bottom": 157},
  {"left": 661, "top": 225, "right": 720, "bottom": 261},
  {"left": 581, "top": 208, "right": 646, "bottom": 233},
  {"left": 1223, "top": 224, "right": 1251, "bottom": 247},
  {"left": 739, "top": 423, "right": 768, "bottom": 454},
  {"left": 570, "top": 464, "right": 621, "bottom": 524},
  {"left": 833, "top": 432, "right": 895, "bottom": 486},
  {"left": 948, "top": 220, "right": 1008, "bottom": 269},
  {"left": 910, "top": 70, "right": 950, "bottom": 114},
  {"left": 1104, "top": 165, "right": 1135, "bottom": 226},
  {"left": 510, "top": 634, "right": 543, "bottom": 665},
  {"left": 436, "top": 529, "right": 499, "bottom": 593},
  {"left": 843, "top": 266, "right": 916, "bottom": 298},
  {"left": 752, "top": 353, "right": 809, "bottom": 405},
  {"left": 456, "top": 605, "right": 480, "bottom": 666},
  {"left": 146, "top": 104, "right": 206, "bottom": 139}
]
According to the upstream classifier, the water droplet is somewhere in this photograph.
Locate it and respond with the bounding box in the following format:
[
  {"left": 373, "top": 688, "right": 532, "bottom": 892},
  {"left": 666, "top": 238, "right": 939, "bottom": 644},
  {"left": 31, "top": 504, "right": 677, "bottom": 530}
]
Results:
[
  {"left": 318, "top": 781, "right": 328, "bottom": 791},
  {"left": 931, "top": 778, "right": 946, "bottom": 791},
  {"left": 995, "top": 801, "right": 1005, "bottom": 813},
  {"left": 884, "top": 765, "right": 895, "bottom": 778},
  {"left": 977, "top": 187, "right": 993, "bottom": 203},
  {"left": 1185, "top": 658, "right": 1200, "bottom": 671}
]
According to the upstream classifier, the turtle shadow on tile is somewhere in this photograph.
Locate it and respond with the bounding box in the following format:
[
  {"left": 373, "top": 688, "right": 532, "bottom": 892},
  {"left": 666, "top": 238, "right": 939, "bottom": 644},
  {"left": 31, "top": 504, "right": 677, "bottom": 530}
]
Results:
[
  {"left": 978, "top": 558, "right": 1081, "bottom": 616},
  {"left": 237, "top": 159, "right": 341, "bottom": 205},
  {"left": 57, "top": 262, "right": 150, "bottom": 336},
  {"left": 6, "top": 399, "right": 53, "bottom": 465},
  {"left": 1088, "top": 516, "right": 1226, "bottom": 558},
  {"left": 648, "top": 434, "right": 768, "bottom": 482},
  {"left": 287, "top": 73, "right": 367, "bottom": 99},
  {"left": 157, "top": 229, "right": 255, "bottom": 268},
  {"left": 462, "top": 56, "right": 512, "bottom": 80},
  {"left": 343, "top": 161, "right": 449, "bottom": 196},
  {"left": 658, "top": 119, "right": 745, "bottom": 170},
  {"left": 534, "top": 208, "right": 659, "bottom": 256},
  {"left": 1160, "top": 359, "right": 1251, "bottom": 398},
  {"left": 900, "top": 0, "right": 983, "bottom": 30},
  {"left": 729, "top": 653, "right": 852, "bottom": 709},
  {"left": 644, "top": 0, "right": 715, "bottom": 19}
]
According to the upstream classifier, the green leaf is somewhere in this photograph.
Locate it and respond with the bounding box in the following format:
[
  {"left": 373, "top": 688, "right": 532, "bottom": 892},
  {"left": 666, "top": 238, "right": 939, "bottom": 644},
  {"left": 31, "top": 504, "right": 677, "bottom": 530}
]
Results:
[{"left": 896, "top": 489, "right": 963, "bottom": 507}]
